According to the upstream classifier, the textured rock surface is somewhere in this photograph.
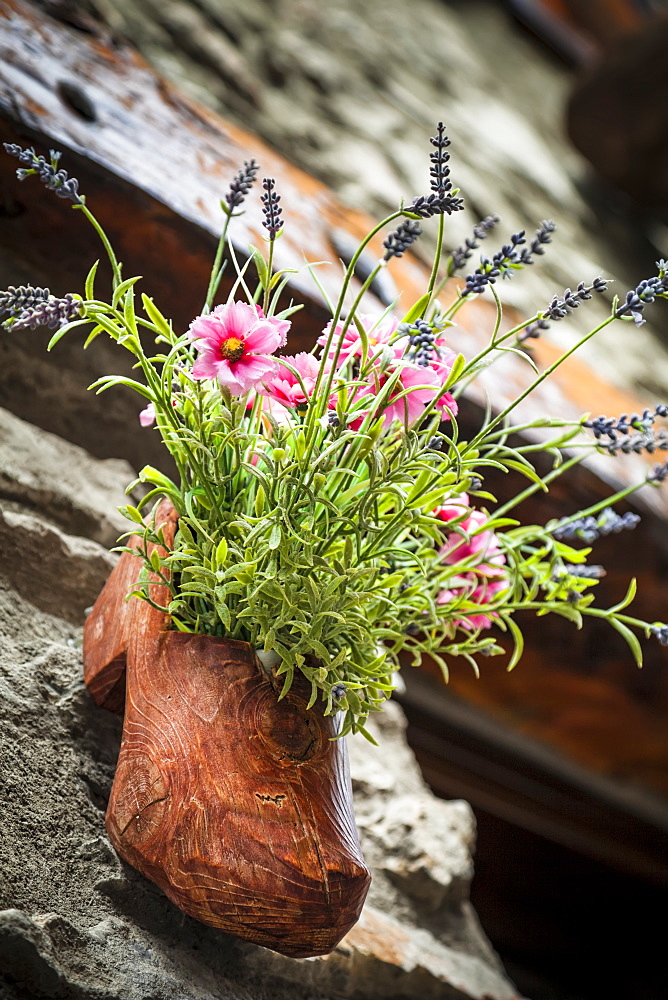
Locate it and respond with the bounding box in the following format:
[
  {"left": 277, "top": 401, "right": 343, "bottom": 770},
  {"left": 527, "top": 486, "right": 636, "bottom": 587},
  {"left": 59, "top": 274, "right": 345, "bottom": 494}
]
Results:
[
  {"left": 0, "top": 413, "right": 519, "bottom": 998},
  {"left": 0, "top": 408, "right": 134, "bottom": 548}
]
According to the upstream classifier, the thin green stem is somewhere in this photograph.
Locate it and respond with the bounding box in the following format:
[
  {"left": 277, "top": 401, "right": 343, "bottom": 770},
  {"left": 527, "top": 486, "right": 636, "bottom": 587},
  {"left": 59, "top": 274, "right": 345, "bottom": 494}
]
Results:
[
  {"left": 204, "top": 213, "right": 232, "bottom": 313},
  {"left": 78, "top": 205, "right": 122, "bottom": 289},
  {"left": 423, "top": 214, "right": 445, "bottom": 315},
  {"left": 263, "top": 238, "right": 275, "bottom": 315},
  {"left": 467, "top": 314, "right": 615, "bottom": 452}
]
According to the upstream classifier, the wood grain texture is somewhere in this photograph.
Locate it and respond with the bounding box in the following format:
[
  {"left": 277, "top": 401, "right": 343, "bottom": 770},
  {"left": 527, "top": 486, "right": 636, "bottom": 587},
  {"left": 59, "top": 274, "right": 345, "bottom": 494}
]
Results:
[{"left": 83, "top": 502, "right": 370, "bottom": 956}]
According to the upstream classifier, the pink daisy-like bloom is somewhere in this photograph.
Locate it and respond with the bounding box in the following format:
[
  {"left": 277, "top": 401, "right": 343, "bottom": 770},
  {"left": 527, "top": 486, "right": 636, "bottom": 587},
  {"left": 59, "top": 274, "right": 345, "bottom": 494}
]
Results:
[
  {"left": 439, "top": 509, "right": 505, "bottom": 568},
  {"left": 188, "top": 301, "right": 290, "bottom": 396},
  {"left": 139, "top": 402, "right": 156, "bottom": 427},
  {"left": 438, "top": 390, "right": 459, "bottom": 419},
  {"left": 437, "top": 574, "right": 508, "bottom": 631},
  {"left": 355, "top": 360, "right": 444, "bottom": 429},
  {"left": 424, "top": 349, "right": 459, "bottom": 420},
  {"left": 318, "top": 314, "right": 400, "bottom": 365},
  {"left": 433, "top": 493, "right": 470, "bottom": 525},
  {"left": 435, "top": 502, "right": 508, "bottom": 630},
  {"left": 260, "top": 352, "right": 321, "bottom": 408}
]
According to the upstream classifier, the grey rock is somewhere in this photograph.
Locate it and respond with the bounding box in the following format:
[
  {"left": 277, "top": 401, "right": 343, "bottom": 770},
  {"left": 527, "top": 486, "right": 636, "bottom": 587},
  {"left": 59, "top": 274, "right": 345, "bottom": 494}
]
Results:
[
  {"left": 0, "top": 407, "right": 133, "bottom": 547},
  {"left": 0, "top": 502, "right": 117, "bottom": 624},
  {"left": 0, "top": 421, "right": 518, "bottom": 999}
]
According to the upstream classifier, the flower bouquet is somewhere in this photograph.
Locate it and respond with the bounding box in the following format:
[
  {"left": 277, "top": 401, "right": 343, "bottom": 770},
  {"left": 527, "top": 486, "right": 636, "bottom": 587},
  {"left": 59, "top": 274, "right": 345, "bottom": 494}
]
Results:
[{"left": 3, "top": 129, "right": 668, "bottom": 956}]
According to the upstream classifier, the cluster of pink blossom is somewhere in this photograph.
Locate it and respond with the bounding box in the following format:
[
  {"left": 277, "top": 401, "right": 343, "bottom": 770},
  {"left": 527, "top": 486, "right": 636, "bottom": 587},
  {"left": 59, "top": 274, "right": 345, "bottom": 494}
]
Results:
[
  {"left": 314, "top": 314, "right": 458, "bottom": 427},
  {"left": 141, "top": 301, "right": 508, "bottom": 632},
  {"left": 434, "top": 494, "right": 509, "bottom": 631},
  {"left": 142, "top": 302, "right": 460, "bottom": 431}
]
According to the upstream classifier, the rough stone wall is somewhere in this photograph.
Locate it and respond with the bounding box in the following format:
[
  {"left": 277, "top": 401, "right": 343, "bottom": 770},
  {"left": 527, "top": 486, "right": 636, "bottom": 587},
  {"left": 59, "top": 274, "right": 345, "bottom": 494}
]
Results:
[
  {"left": 69, "top": 0, "right": 668, "bottom": 397},
  {"left": 0, "top": 408, "right": 519, "bottom": 998}
]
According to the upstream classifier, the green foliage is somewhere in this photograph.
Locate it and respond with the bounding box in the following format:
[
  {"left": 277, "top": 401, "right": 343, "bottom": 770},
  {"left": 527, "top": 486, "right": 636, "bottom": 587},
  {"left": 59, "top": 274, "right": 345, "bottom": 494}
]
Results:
[{"left": 17, "top": 138, "right": 668, "bottom": 738}]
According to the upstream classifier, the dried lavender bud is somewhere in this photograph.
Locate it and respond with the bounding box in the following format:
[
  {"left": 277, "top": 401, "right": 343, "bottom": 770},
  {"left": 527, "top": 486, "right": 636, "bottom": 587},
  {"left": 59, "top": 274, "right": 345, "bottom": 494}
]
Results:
[
  {"left": 527, "top": 219, "right": 556, "bottom": 256},
  {"left": 464, "top": 230, "right": 524, "bottom": 294},
  {"left": 601, "top": 428, "right": 668, "bottom": 456},
  {"left": 0, "top": 284, "right": 50, "bottom": 319},
  {"left": 331, "top": 683, "right": 347, "bottom": 701},
  {"left": 584, "top": 405, "right": 667, "bottom": 442},
  {"left": 403, "top": 318, "right": 437, "bottom": 367},
  {"left": 404, "top": 622, "right": 421, "bottom": 636},
  {"left": 518, "top": 277, "right": 610, "bottom": 342},
  {"left": 648, "top": 460, "right": 668, "bottom": 484},
  {"left": 410, "top": 191, "right": 465, "bottom": 219},
  {"left": 518, "top": 318, "right": 550, "bottom": 342},
  {"left": 261, "top": 177, "right": 283, "bottom": 238},
  {"left": 429, "top": 122, "right": 451, "bottom": 195},
  {"left": 616, "top": 268, "right": 668, "bottom": 326},
  {"left": 449, "top": 215, "right": 499, "bottom": 273},
  {"left": 562, "top": 563, "right": 606, "bottom": 579},
  {"left": 652, "top": 625, "right": 668, "bottom": 647},
  {"left": 410, "top": 123, "right": 464, "bottom": 218},
  {"left": 8, "top": 293, "right": 82, "bottom": 331},
  {"left": 553, "top": 507, "right": 640, "bottom": 544},
  {"left": 4, "top": 143, "right": 83, "bottom": 204},
  {"left": 465, "top": 221, "right": 556, "bottom": 296},
  {"left": 383, "top": 219, "right": 422, "bottom": 261},
  {"left": 225, "top": 159, "right": 259, "bottom": 210}
]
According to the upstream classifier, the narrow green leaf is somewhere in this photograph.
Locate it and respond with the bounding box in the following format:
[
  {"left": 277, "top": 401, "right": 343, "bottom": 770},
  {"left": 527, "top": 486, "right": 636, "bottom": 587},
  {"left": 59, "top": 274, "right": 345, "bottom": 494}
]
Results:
[
  {"left": 443, "top": 353, "right": 466, "bottom": 390},
  {"left": 141, "top": 294, "right": 173, "bottom": 339},
  {"left": 401, "top": 293, "right": 431, "bottom": 324},
  {"left": 88, "top": 375, "right": 153, "bottom": 399},
  {"left": 85, "top": 260, "right": 100, "bottom": 300},
  {"left": 118, "top": 504, "right": 145, "bottom": 525},
  {"left": 504, "top": 460, "right": 549, "bottom": 491},
  {"left": 609, "top": 618, "right": 643, "bottom": 667},
  {"left": 609, "top": 577, "right": 638, "bottom": 613},
  {"left": 503, "top": 616, "right": 524, "bottom": 672},
  {"left": 249, "top": 245, "right": 269, "bottom": 289},
  {"left": 268, "top": 522, "right": 282, "bottom": 550},
  {"left": 112, "top": 275, "right": 142, "bottom": 310}
]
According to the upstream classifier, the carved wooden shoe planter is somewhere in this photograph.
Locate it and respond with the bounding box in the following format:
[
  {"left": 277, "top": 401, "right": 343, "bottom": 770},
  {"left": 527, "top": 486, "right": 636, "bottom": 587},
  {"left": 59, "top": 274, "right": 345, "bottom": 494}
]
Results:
[{"left": 83, "top": 503, "right": 371, "bottom": 957}]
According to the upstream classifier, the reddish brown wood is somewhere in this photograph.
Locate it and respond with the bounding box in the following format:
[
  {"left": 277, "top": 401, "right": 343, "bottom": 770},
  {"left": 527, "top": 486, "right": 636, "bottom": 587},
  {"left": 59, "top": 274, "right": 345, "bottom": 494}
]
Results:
[{"left": 83, "top": 502, "right": 370, "bottom": 957}]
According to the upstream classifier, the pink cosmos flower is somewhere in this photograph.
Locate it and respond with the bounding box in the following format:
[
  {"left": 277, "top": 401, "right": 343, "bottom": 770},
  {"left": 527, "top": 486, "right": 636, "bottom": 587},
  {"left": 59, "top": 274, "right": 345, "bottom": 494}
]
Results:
[
  {"left": 260, "top": 352, "right": 321, "bottom": 408},
  {"left": 435, "top": 499, "right": 508, "bottom": 631},
  {"left": 318, "top": 314, "right": 400, "bottom": 365},
  {"left": 437, "top": 389, "right": 458, "bottom": 419},
  {"left": 318, "top": 311, "right": 460, "bottom": 427},
  {"left": 439, "top": 509, "right": 505, "bottom": 570},
  {"left": 139, "top": 402, "right": 156, "bottom": 427},
  {"left": 188, "top": 301, "right": 289, "bottom": 396},
  {"left": 354, "top": 361, "right": 443, "bottom": 428},
  {"left": 437, "top": 574, "right": 508, "bottom": 630},
  {"left": 433, "top": 493, "right": 470, "bottom": 525}
]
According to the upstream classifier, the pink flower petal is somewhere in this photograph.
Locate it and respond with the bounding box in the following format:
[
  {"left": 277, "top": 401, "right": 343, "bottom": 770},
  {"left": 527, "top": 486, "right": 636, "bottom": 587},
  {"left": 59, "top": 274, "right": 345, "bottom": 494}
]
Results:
[
  {"left": 139, "top": 402, "right": 156, "bottom": 427},
  {"left": 214, "top": 360, "right": 247, "bottom": 394},
  {"left": 244, "top": 323, "right": 286, "bottom": 355}
]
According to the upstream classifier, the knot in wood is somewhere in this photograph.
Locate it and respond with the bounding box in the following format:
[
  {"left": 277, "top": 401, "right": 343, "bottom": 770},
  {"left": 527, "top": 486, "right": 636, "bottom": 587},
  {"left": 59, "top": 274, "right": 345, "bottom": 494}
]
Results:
[
  {"left": 256, "top": 695, "right": 321, "bottom": 764},
  {"left": 110, "top": 754, "right": 168, "bottom": 847}
]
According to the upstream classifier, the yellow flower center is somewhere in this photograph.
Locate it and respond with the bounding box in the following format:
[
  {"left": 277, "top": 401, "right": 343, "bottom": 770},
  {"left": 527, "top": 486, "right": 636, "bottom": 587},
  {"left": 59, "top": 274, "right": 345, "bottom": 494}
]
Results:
[{"left": 220, "top": 337, "right": 245, "bottom": 362}]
